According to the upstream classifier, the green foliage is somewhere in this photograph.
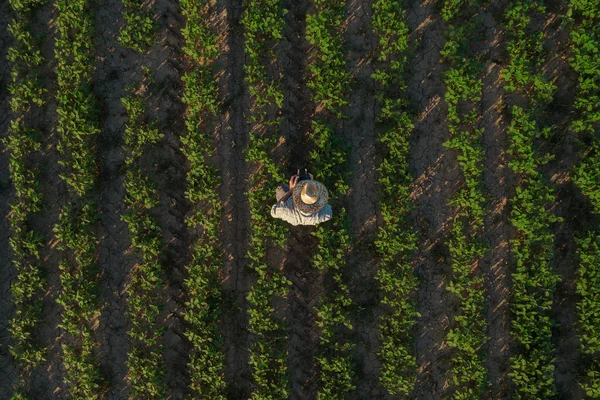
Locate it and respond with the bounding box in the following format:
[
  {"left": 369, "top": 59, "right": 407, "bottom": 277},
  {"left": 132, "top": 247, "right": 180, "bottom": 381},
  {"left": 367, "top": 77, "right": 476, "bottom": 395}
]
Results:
[
  {"left": 305, "top": 6, "right": 355, "bottom": 396},
  {"left": 306, "top": 0, "right": 350, "bottom": 116},
  {"left": 440, "top": 5, "right": 489, "bottom": 397},
  {"left": 121, "top": 84, "right": 168, "bottom": 399},
  {"left": 499, "top": 2, "right": 561, "bottom": 397},
  {"left": 310, "top": 122, "right": 355, "bottom": 399},
  {"left": 53, "top": 0, "right": 106, "bottom": 397},
  {"left": 180, "top": 2, "right": 227, "bottom": 395},
  {"left": 569, "top": 3, "right": 600, "bottom": 393},
  {"left": 117, "top": 0, "right": 157, "bottom": 52},
  {"left": 241, "top": 1, "right": 291, "bottom": 397},
  {"left": 500, "top": 0, "right": 556, "bottom": 106},
  {"left": 370, "top": 0, "right": 419, "bottom": 395},
  {"left": 54, "top": 202, "right": 106, "bottom": 399}
]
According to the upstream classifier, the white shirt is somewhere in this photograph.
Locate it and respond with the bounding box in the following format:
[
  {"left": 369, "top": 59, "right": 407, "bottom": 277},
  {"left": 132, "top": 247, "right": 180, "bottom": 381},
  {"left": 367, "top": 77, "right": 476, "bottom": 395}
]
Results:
[{"left": 270, "top": 198, "right": 333, "bottom": 226}]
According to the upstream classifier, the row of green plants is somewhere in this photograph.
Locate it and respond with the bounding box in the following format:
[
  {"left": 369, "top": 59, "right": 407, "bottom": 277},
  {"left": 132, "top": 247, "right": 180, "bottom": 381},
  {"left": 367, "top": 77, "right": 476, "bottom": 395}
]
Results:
[
  {"left": 501, "top": 2, "right": 560, "bottom": 397},
  {"left": 568, "top": 1, "right": 600, "bottom": 397},
  {"left": 306, "top": 1, "right": 355, "bottom": 398},
  {"left": 121, "top": 83, "right": 168, "bottom": 398},
  {"left": 369, "top": 0, "right": 419, "bottom": 395},
  {"left": 306, "top": 0, "right": 351, "bottom": 117},
  {"left": 4, "top": 0, "right": 48, "bottom": 397},
  {"left": 118, "top": 0, "right": 157, "bottom": 52},
  {"left": 179, "top": 0, "right": 227, "bottom": 398},
  {"left": 241, "top": 1, "right": 291, "bottom": 398},
  {"left": 440, "top": 3, "right": 489, "bottom": 398},
  {"left": 309, "top": 122, "right": 355, "bottom": 400},
  {"left": 53, "top": 0, "right": 106, "bottom": 397}
]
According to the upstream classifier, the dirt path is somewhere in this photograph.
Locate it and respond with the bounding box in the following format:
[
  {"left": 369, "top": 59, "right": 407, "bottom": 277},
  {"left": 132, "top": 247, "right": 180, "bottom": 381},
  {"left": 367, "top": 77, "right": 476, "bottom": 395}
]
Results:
[
  {"left": 341, "top": 0, "right": 386, "bottom": 398},
  {"left": 91, "top": 0, "right": 137, "bottom": 396},
  {"left": 26, "top": 3, "right": 67, "bottom": 398},
  {"left": 216, "top": 0, "right": 253, "bottom": 397},
  {"left": 478, "top": 2, "right": 513, "bottom": 398},
  {"left": 541, "top": 3, "right": 582, "bottom": 397},
  {"left": 279, "top": 0, "right": 324, "bottom": 397},
  {"left": 141, "top": 0, "right": 191, "bottom": 396},
  {"left": 0, "top": 0, "right": 16, "bottom": 393},
  {"left": 406, "top": 0, "right": 456, "bottom": 397}
]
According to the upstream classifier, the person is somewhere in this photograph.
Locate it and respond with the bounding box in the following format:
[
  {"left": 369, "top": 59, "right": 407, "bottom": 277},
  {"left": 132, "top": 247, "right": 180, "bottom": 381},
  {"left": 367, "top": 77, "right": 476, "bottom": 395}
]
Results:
[{"left": 270, "top": 172, "right": 332, "bottom": 226}]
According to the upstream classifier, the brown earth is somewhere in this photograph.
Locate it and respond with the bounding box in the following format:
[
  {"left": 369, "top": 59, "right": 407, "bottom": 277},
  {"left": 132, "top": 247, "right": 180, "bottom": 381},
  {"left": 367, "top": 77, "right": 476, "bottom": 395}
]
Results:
[
  {"left": 280, "top": 0, "right": 323, "bottom": 398},
  {"left": 478, "top": 2, "right": 514, "bottom": 398},
  {"left": 216, "top": 0, "right": 253, "bottom": 397},
  {"left": 0, "top": 0, "right": 16, "bottom": 393},
  {"left": 406, "top": 0, "right": 458, "bottom": 398},
  {"left": 342, "top": 0, "right": 387, "bottom": 398}
]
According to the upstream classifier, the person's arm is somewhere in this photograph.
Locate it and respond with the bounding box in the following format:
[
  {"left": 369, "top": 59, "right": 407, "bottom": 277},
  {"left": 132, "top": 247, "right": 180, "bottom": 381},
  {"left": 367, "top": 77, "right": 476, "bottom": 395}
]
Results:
[{"left": 279, "top": 175, "right": 300, "bottom": 203}]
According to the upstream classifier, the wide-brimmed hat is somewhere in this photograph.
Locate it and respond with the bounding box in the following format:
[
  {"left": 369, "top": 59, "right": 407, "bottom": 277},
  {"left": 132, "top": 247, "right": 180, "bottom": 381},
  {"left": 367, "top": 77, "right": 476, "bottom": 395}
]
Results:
[{"left": 292, "top": 180, "right": 328, "bottom": 215}]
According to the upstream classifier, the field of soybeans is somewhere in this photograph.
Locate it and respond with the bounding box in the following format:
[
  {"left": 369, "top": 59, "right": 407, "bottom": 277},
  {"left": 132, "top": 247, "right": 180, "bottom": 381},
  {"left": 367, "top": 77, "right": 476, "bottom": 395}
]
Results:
[{"left": 1, "top": 0, "right": 599, "bottom": 398}]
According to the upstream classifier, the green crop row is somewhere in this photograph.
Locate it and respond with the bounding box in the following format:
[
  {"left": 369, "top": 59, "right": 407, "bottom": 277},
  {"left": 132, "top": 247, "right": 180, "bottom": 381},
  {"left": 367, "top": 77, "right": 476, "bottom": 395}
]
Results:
[
  {"left": 53, "top": 0, "right": 105, "bottom": 397},
  {"left": 306, "top": 0, "right": 350, "bottom": 117},
  {"left": 310, "top": 122, "right": 355, "bottom": 400},
  {"left": 179, "top": 0, "right": 226, "bottom": 398},
  {"left": 568, "top": 1, "right": 600, "bottom": 397},
  {"left": 121, "top": 87, "right": 167, "bottom": 398},
  {"left": 241, "top": 0, "right": 291, "bottom": 398},
  {"left": 370, "top": 0, "right": 418, "bottom": 395},
  {"left": 501, "top": 2, "right": 561, "bottom": 398},
  {"left": 440, "top": 4, "right": 489, "bottom": 398},
  {"left": 306, "top": 1, "right": 355, "bottom": 397},
  {"left": 4, "top": 0, "right": 48, "bottom": 397},
  {"left": 118, "top": 0, "right": 157, "bottom": 52}
]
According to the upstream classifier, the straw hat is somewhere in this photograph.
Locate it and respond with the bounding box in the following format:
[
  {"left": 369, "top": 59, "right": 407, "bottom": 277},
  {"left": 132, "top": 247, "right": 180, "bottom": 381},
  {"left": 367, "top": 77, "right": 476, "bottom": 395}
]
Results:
[{"left": 292, "top": 180, "right": 328, "bottom": 215}]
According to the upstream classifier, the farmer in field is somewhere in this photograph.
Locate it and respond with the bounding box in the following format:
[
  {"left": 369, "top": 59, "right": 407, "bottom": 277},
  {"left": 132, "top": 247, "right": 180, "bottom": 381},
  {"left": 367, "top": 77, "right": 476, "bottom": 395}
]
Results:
[{"left": 271, "top": 170, "right": 332, "bottom": 226}]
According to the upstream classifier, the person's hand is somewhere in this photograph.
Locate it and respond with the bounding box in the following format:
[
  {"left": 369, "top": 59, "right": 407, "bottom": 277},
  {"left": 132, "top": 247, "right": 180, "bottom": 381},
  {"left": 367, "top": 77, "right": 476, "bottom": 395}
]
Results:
[
  {"left": 309, "top": 173, "right": 314, "bottom": 180},
  {"left": 289, "top": 175, "right": 299, "bottom": 190}
]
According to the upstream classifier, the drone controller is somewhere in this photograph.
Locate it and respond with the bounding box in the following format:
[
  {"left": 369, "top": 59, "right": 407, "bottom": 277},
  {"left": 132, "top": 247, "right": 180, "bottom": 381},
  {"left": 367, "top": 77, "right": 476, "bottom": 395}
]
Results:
[{"left": 297, "top": 168, "right": 311, "bottom": 182}]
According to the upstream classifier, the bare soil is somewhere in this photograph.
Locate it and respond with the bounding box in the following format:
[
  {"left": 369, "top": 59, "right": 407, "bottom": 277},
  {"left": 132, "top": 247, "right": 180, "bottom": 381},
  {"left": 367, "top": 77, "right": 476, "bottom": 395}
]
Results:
[
  {"left": 406, "top": 1, "right": 459, "bottom": 397},
  {"left": 478, "top": 2, "right": 515, "bottom": 398},
  {"left": 342, "top": 0, "right": 388, "bottom": 398},
  {"left": 0, "top": 0, "right": 16, "bottom": 393},
  {"left": 279, "top": 0, "right": 324, "bottom": 398},
  {"left": 216, "top": 0, "right": 253, "bottom": 397},
  {"left": 92, "top": 0, "right": 136, "bottom": 396}
]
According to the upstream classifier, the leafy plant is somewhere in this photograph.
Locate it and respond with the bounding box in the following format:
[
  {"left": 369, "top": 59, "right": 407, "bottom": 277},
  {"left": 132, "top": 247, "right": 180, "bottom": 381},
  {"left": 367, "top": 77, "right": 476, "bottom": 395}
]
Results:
[
  {"left": 241, "top": 0, "right": 291, "bottom": 397},
  {"left": 53, "top": 0, "right": 106, "bottom": 396},
  {"left": 117, "top": 0, "right": 157, "bottom": 52}
]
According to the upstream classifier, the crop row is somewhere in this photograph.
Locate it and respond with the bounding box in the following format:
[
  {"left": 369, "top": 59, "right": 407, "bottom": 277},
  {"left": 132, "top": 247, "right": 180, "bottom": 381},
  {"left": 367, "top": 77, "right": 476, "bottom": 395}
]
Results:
[
  {"left": 240, "top": 0, "right": 291, "bottom": 398},
  {"left": 440, "top": 2, "right": 488, "bottom": 398},
  {"left": 179, "top": 0, "right": 227, "bottom": 397},
  {"left": 306, "top": 1, "right": 355, "bottom": 398},
  {"left": 4, "top": 0, "right": 48, "bottom": 397},
  {"left": 369, "top": 0, "right": 419, "bottom": 395},
  {"left": 121, "top": 85, "right": 167, "bottom": 398},
  {"left": 52, "top": 0, "right": 105, "bottom": 397},
  {"left": 569, "top": 1, "right": 600, "bottom": 397},
  {"left": 500, "top": 1, "right": 560, "bottom": 397},
  {"left": 118, "top": 0, "right": 157, "bottom": 52}
]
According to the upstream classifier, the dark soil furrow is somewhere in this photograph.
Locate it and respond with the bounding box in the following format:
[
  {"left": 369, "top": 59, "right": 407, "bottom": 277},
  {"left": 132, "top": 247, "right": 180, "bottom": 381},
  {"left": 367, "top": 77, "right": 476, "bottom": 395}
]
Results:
[
  {"left": 280, "top": 0, "right": 322, "bottom": 398},
  {"left": 217, "top": 0, "right": 252, "bottom": 397},
  {"left": 342, "top": 0, "right": 384, "bottom": 398},
  {"left": 92, "top": 0, "right": 137, "bottom": 396},
  {"left": 23, "top": 2, "right": 65, "bottom": 397},
  {"left": 0, "top": 0, "right": 16, "bottom": 393},
  {"left": 145, "top": 1, "right": 190, "bottom": 397},
  {"left": 541, "top": 3, "right": 581, "bottom": 397},
  {"left": 479, "top": 3, "right": 513, "bottom": 398},
  {"left": 406, "top": 0, "right": 455, "bottom": 398}
]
